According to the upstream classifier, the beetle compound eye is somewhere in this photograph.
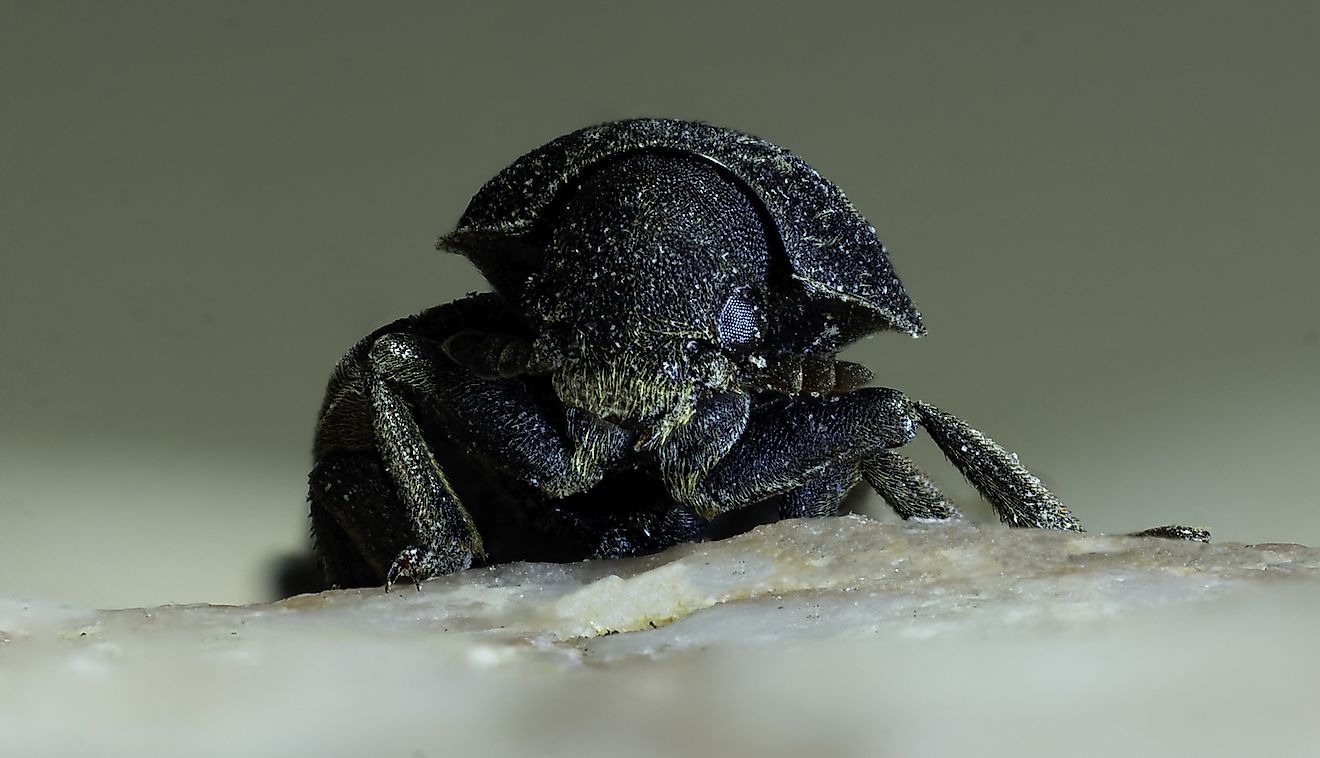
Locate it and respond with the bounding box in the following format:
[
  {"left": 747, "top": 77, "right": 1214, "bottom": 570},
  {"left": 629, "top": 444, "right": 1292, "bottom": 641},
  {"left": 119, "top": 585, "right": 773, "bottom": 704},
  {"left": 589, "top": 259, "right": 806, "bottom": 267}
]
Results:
[{"left": 717, "top": 289, "right": 764, "bottom": 347}]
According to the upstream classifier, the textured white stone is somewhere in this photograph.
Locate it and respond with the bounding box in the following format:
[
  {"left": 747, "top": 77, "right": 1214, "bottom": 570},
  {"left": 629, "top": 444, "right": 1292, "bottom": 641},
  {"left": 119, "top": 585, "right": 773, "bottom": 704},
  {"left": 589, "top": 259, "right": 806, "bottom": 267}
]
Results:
[{"left": 3, "top": 516, "right": 1319, "bottom": 758}]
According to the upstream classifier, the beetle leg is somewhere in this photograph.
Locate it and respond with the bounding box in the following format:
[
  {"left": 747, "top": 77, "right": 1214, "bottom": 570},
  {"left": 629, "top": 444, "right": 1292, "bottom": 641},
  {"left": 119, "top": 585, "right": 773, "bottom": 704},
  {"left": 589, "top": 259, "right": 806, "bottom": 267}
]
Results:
[
  {"left": 308, "top": 376, "right": 484, "bottom": 590},
  {"left": 308, "top": 452, "right": 411, "bottom": 589},
  {"left": 913, "top": 401, "right": 1084, "bottom": 531},
  {"left": 1128, "top": 525, "right": 1211, "bottom": 542},
  {"left": 860, "top": 450, "right": 960, "bottom": 521},
  {"left": 310, "top": 328, "right": 627, "bottom": 590},
  {"left": 872, "top": 400, "right": 1207, "bottom": 538},
  {"left": 369, "top": 371, "right": 487, "bottom": 590},
  {"left": 678, "top": 387, "right": 917, "bottom": 517},
  {"left": 370, "top": 333, "right": 630, "bottom": 499},
  {"left": 571, "top": 502, "right": 709, "bottom": 559},
  {"left": 656, "top": 392, "right": 751, "bottom": 501},
  {"left": 779, "top": 460, "right": 862, "bottom": 519},
  {"left": 902, "top": 402, "right": 1208, "bottom": 538}
]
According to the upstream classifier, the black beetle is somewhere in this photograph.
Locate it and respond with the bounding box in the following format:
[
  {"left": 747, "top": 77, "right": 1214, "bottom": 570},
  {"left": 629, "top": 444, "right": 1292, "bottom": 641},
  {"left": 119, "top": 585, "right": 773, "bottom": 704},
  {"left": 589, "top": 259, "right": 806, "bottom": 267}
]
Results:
[{"left": 308, "top": 118, "right": 1206, "bottom": 590}]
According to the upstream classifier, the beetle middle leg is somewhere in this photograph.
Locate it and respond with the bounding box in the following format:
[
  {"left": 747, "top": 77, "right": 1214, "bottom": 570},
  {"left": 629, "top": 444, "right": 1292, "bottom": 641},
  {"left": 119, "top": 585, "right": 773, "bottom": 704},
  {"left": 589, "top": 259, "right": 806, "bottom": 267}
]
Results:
[
  {"left": 778, "top": 453, "right": 961, "bottom": 521},
  {"left": 860, "top": 450, "right": 961, "bottom": 521},
  {"left": 915, "top": 400, "right": 1208, "bottom": 539},
  {"left": 911, "top": 401, "right": 1083, "bottom": 531}
]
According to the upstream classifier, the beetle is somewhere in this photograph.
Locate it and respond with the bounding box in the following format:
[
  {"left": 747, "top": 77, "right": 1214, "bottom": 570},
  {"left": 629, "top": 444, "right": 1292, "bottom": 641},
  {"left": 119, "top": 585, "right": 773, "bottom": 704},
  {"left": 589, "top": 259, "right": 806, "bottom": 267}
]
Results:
[{"left": 308, "top": 118, "right": 1206, "bottom": 590}]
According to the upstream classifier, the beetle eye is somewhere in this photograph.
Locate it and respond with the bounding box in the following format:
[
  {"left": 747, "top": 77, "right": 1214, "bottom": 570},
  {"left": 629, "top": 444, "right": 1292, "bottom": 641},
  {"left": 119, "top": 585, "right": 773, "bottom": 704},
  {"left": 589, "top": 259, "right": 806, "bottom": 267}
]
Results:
[{"left": 717, "top": 289, "right": 764, "bottom": 346}]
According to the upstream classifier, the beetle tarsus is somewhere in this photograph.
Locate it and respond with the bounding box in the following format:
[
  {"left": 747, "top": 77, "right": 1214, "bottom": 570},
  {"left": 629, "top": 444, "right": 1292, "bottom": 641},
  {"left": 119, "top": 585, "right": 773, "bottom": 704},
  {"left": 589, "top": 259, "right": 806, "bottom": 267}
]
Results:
[
  {"left": 1128, "top": 525, "right": 1211, "bottom": 542},
  {"left": 385, "top": 547, "right": 426, "bottom": 593}
]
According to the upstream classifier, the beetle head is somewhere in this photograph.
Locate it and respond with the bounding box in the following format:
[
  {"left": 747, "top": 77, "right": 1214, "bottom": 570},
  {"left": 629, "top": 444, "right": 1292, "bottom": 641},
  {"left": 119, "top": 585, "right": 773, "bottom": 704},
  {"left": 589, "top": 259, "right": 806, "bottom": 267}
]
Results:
[{"left": 523, "top": 152, "right": 770, "bottom": 444}]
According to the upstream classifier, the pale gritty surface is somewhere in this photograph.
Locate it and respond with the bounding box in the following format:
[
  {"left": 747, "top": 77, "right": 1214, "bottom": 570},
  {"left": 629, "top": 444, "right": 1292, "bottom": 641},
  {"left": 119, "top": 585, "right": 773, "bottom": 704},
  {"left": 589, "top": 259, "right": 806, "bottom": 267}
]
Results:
[{"left": 3, "top": 516, "right": 1319, "bottom": 758}]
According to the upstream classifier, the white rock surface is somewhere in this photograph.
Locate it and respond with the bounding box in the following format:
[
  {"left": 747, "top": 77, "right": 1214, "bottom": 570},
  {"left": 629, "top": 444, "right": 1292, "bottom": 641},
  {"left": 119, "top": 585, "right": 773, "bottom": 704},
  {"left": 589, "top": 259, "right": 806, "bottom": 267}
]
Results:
[{"left": 3, "top": 516, "right": 1319, "bottom": 758}]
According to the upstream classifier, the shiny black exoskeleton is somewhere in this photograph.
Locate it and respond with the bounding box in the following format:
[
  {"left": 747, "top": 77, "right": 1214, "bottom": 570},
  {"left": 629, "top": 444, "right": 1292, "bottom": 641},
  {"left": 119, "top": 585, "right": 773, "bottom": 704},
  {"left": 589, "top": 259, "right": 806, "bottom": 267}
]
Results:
[{"left": 308, "top": 119, "right": 1206, "bottom": 590}]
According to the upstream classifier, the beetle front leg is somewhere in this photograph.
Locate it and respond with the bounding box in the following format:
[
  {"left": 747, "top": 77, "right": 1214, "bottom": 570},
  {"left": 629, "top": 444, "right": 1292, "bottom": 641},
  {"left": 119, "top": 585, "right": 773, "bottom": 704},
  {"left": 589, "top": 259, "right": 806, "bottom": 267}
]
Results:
[
  {"left": 657, "top": 389, "right": 883, "bottom": 519},
  {"left": 372, "top": 333, "right": 631, "bottom": 499},
  {"left": 702, "top": 398, "right": 960, "bottom": 522},
  {"left": 312, "top": 330, "right": 632, "bottom": 590},
  {"left": 677, "top": 387, "right": 918, "bottom": 517}
]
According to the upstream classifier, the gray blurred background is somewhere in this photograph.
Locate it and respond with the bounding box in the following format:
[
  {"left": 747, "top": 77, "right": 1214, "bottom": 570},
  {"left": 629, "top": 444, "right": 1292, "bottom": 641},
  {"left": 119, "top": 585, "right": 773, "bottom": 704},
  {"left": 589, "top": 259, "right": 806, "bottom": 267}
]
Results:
[{"left": 2, "top": 1, "right": 1316, "bottom": 608}]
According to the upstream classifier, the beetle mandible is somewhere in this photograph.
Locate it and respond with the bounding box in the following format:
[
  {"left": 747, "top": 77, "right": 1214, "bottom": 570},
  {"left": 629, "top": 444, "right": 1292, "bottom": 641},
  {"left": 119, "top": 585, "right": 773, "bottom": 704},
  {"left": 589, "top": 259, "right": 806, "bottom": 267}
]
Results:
[{"left": 308, "top": 118, "right": 1206, "bottom": 590}]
